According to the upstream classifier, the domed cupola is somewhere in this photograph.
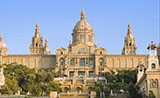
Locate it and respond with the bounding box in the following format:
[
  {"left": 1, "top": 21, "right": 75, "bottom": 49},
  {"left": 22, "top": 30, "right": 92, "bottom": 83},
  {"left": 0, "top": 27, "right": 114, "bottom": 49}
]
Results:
[
  {"left": 72, "top": 9, "right": 94, "bottom": 46},
  {"left": 0, "top": 35, "right": 8, "bottom": 56},
  {"left": 73, "top": 9, "right": 93, "bottom": 33}
]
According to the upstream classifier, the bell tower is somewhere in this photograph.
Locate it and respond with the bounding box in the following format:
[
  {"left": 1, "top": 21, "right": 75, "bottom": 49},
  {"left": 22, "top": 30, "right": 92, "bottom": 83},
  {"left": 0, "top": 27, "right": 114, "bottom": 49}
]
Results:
[
  {"left": 122, "top": 24, "right": 136, "bottom": 55},
  {"left": 30, "top": 24, "right": 44, "bottom": 55},
  {"left": 147, "top": 41, "right": 159, "bottom": 71}
]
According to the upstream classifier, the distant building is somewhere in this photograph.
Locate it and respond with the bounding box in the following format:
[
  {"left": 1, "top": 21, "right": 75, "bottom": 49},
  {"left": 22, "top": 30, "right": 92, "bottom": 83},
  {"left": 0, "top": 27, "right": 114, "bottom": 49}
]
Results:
[{"left": 0, "top": 10, "right": 159, "bottom": 97}]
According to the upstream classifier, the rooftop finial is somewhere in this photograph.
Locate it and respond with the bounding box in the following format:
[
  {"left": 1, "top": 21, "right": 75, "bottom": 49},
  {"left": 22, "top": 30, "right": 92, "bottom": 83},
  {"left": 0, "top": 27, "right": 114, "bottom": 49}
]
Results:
[
  {"left": 81, "top": 9, "right": 85, "bottom": 20},
  {"left": 35, "top": 23, "right": 40, "bottom": 37},
  {"left": 127, "top": 23, "right": 132, "bottom": 37},
  {"left": 128, "top": 23, "right": 131, "bottom": 29},
  {"left": 0, "top": 34, "right": 3, "bottom": 42},
  {"left": 45, "top": 38, "right": 48, "bottom": 42},
  {"left": 36, "top": 23, "right": 39, "bottom": 28}
]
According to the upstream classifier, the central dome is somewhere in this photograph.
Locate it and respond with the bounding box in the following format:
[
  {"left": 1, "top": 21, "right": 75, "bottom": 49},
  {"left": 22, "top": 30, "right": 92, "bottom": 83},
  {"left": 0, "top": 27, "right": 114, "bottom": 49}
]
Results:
[{"left": 73, "top": 10, "right": 93, "bottom": 33}]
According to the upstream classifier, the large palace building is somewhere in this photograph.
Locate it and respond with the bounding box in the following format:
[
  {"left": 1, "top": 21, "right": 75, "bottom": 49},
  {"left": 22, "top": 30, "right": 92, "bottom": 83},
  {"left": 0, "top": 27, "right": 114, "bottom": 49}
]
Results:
[
  {"left": 0, "top": 10, "right": 149, "bottom": 72},
  {"left": 0, "top": 10, "right": 160, "bottom": 98}
]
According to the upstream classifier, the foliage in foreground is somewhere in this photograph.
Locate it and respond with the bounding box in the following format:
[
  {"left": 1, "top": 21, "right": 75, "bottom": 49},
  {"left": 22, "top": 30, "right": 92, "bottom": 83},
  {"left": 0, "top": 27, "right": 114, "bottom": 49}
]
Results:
[
  {"left": 3, "top": 63, "right": 61, "bottom": 96},
  {"left": 94, "top": 70, "right": 143, "bottom": 98}
]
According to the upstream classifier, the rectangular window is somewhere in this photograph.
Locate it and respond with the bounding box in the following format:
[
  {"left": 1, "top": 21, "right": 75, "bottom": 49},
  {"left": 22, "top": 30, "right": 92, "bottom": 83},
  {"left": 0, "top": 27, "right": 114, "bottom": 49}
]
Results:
[
  {"left": 73, "top": 35, "right": 76, "bottom": 42},
  {"left": 70, "top": 59, "right": 75, "bottom": 67},
  {"left": 89, "top": 35, "right": 92, "bottom": 42},
  {"left": 99, "top": 68, "right": 104, "bottom": 71},
  {"left": 89, "top": 59, "right": 94, "bottom": 68},
  {"left": 69, "top": 71, "right": 74, "bottom": 77},
  {"left": 79, "top": 58, "right": 85, "bottom": 67},
  {"left": 78, "top": 71, "right": 85, "bottom": 77},
  {"left": 80, "top": 35, "right": 85, "bottom": 41},
  {"left": 89, "top": 71, "right": 94, "bottom": 77}
]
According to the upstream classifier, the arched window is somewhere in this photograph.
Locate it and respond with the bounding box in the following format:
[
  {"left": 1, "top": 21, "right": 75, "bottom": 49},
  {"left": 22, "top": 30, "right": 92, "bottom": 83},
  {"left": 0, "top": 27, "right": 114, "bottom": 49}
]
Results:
[
  {"left": 151, "top": 63, "right": 156, "bottom": 69},
  {"left": 60, "top": 58, "right": 64, "bottom": 66},
  {"left": 99, "top": 58, "right": 104, "bottom": 66},
  {"left": 36, "top": 43, "right": 38, "bottom": 46},
  {"left": 76, "top": 87, "right": 82, "bottom": 93},
  {"left": 64, "top": 87, "right": 70, "bottom": 93},
  {"left": 152, "top": 81, "right": 157, "bottom": 88},
  {"left": 151, "top": 80, "right": 158, "bottom": 88}
]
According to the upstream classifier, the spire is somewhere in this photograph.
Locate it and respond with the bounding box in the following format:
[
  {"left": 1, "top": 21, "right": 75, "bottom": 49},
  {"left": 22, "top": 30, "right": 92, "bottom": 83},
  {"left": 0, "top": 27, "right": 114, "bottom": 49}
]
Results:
[
  {"left": 127, "top": 23, "right": 133, "bottom": 37},
  {"left": 45, "top": 39, "right": 48, "bottom": 48},
  {"left": 0, "top": 34, "right": 3, "bottom": 42},
  {"left": 35, "top": 24, "right": 40, "bottom": 37},
  {"left": 44, "top": 38, "right": 51, "bottom": 55},
  {"left": 81, "top": 9, "right": 85, "bottom": 20},
  {"left": 122, "top": 23, "right": 136, "bottom": 55}
]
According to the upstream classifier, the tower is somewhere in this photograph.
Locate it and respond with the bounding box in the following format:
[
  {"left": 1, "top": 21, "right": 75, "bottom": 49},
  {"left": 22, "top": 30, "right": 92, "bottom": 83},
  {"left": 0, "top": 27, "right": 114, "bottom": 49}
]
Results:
[
  {"left": 122, "top": 24, "right": 136, "bottom": 55},
  {"left": 44, "top": 39, "right": 51, "bottom": 55},
  {"left": 30, "top": 24, "right": 44, "bottom": 55},
  {"left": 0, "top": 35, "right": 8, "bottom": 56},
  {"left": 147, "top": 41, "right": 159, "bottom": 71}
]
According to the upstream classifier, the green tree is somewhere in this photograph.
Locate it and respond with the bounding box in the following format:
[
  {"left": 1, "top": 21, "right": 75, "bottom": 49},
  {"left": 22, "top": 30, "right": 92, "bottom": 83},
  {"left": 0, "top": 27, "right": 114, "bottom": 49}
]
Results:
[
  {"left": 94, "top": 83, "right": 110, "bottom": 98},
  {"left": 104, "top": 72, "right": 116, "bottom": 83},
  {"left": 149, "top": 90, "right": 156, "bottom": 98},
  {"left": 128, "top": 83, "right": 142, "bottom": 98},
  {"left": 3, "top": 63, "right": 60, "bottom": 96},
  {"left": 35, "top": 72, "right": 47, "bottom": 82},
  {"left": 5, "top": 78, "right": 18, "bottom": 94},
  {"left": 45, "top": 72, "right": 54, "bottom": 82}
]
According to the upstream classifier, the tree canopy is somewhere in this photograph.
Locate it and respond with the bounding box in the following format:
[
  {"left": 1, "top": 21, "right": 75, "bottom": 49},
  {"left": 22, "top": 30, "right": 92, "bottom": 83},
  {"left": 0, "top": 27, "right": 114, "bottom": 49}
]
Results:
[
  {"left": 3, "top": 63, "right": 61, "bottom": 96},
  {"left": 94, "top": 69, "right": 143, "bottom": 98}
]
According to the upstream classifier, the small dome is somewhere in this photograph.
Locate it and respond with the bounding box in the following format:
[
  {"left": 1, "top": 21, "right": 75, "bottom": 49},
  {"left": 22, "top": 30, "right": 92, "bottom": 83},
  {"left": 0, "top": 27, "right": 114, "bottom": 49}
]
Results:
[
  {"left": 0, "top": 42, "right": 7, "bottom": 48},
  {"left": 0, "top": 35, "right": 7, "bottom": 48},
  {"left": 73, "top": 10, "right": 93, "bottom": 33}
]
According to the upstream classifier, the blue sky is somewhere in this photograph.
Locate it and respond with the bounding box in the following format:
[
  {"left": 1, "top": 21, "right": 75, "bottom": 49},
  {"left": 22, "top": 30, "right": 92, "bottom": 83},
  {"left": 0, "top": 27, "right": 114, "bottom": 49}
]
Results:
[{"left": 0, "top": 0, "right": 159, "bottom": 55}]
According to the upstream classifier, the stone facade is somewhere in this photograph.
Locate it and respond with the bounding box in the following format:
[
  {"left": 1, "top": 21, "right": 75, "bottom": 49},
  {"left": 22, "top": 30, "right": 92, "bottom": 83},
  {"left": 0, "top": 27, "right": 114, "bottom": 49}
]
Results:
[
  {"left": 0, "top": 10, "right": 148, "bottom": 72},
  {"left": 0, "top": 10, "right": 158, "bottom": 97},
  {"left": 137, "top": 42, "right": 160, "bottom": 98}
]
